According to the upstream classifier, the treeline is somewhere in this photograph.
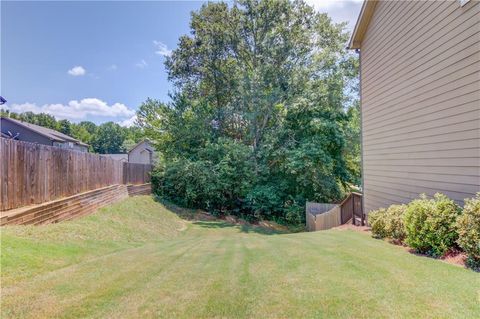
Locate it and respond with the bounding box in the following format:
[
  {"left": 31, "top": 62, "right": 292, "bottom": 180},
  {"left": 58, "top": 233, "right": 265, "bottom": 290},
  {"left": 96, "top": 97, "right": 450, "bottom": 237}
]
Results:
[
  {"left": 139, "top": 0, "right": 361, "bottom": 225},
  {"left": 0, "top": 109, "right": 144, "bottom": 154}
]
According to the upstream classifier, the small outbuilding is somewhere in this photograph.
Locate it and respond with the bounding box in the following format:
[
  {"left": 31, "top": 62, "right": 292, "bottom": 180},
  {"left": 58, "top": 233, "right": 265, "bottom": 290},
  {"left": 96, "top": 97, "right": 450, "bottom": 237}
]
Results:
[
  {"left": 128, "top": 140, "right": 155, "bottom": 164},
  {"left": 103, "top": 139, "right": 155, "bottom": 164}
]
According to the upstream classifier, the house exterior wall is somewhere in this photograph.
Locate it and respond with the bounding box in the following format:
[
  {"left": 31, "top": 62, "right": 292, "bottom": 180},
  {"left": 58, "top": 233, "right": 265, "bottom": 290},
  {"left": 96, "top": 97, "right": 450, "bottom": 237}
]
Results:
[
  {"left": 128, "top": 141, "right": 154, "bottom": 164},
  {"left": 0, "top": 119, "right": 53, "bottom": 146},
  {"left": 360, "top": 0, "right": 480, "bottom": 213}
]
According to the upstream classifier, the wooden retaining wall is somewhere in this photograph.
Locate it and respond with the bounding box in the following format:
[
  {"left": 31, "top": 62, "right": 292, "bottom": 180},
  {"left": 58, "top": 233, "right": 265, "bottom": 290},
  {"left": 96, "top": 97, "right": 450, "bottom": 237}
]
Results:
[
  {"left": 0, "top": 183, "right": 152, "bottom": 226},
  {"left": 0, "top": 184, "right": 128, "bottom": 226},
  {"left": 0, "top": 138, "right": 152, "bottom": 211}
]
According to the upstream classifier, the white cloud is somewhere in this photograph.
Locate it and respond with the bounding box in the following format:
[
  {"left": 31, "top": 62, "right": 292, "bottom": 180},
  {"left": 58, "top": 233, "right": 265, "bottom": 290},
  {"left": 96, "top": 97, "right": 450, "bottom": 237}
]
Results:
[
  {"left": 305, "top": 0, "right": 363, "bottom": 31},
  {"left": 305, "top": 0, "right": 363, "bottom": 10},
  {"left": 118, "top": 115, "right": 137, "bottom": 127},
  {"left": 67, "top": 66, "right": 86, "bottom": 76},
  {"left": 108, "top": 64, "right": 118, "bottom": 71},
  {"left": 153, "top": 40, "right": 172, "bottom": 57},
  {"left": 135, "top": 59, "right": 148, "bottom": 68},
  {"left": 5, "top": 98, "right": 135, "bottom": 122}
]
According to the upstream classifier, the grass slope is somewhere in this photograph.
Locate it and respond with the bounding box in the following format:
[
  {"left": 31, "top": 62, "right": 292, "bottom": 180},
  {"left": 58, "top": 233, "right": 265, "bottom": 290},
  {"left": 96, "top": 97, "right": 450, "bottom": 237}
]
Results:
[{"left": 1, "top": 196, "right": 479, "bottom": 318}]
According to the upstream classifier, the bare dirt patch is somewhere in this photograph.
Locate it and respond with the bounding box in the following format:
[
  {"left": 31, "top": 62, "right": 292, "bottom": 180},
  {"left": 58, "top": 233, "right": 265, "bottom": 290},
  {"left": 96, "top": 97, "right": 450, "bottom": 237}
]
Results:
[
  {"left": 333, "top": 223, "right": 370, "bottom": 232},
  {"left": 441, "top": 250, "right": 468, "bottom": 267},
  {"left": 406, "top": 248, "right": 468, "bottom": 268}
]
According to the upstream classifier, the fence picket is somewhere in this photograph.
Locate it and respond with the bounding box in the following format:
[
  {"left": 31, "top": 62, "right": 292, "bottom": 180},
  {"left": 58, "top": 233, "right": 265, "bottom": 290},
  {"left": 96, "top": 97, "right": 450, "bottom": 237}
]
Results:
[{"left": 0, "top": 138, "right": 153, "bottom": 211}]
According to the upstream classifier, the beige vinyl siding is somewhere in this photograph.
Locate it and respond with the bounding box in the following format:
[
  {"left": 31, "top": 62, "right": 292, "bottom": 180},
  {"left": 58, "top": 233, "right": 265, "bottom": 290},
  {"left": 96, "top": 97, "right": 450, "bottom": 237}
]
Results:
[{"left": 360, "top": 0, "right": 480, "bottom": 213}]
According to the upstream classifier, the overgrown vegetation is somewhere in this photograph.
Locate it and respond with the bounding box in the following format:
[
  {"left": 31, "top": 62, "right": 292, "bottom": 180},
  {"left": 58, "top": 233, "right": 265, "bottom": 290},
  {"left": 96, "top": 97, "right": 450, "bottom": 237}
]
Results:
[
  {"left": 456, "top": 193, "right": 480, "bottom": 270},
  {"left": 141, "top": 0, "right": 360, "bottom": 224},
  {"left": 0, "top": 109, "right": 144, "bottom": 154}
]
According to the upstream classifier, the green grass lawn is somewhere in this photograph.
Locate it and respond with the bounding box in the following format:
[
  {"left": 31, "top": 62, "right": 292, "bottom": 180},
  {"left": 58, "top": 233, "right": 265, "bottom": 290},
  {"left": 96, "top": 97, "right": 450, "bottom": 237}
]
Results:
[{"left": 1, "top": 196, "right": 479, "bottom": 318}]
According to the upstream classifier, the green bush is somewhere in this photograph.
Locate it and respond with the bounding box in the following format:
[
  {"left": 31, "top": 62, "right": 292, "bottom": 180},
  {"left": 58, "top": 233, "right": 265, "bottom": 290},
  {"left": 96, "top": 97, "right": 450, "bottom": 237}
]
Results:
[
  {"left": 151, "top": 159, "right": 215, "bottom": 208},
  {"left": 456, "top": 193, "right": 480, "bottom": 270},
  {"left": 368, "top": 205, "right": 407, "bottom": 241},
  {"left": 368, "top": 208, "right": 388, "bottom": 239},
  {"left": 404, "top": 193, "right": 461, "bottom": 257},
  {"left": 152, "top": 139, "right": 255, "bottom": 215},
  {"left": 384, "top": 205, "right": 407, "bottom": 242}
]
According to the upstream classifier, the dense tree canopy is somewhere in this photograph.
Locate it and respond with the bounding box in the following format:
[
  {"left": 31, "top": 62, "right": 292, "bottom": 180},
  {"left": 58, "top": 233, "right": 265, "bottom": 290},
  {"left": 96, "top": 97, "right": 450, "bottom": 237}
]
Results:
[{"left": 138, "top": 0, "right": 360, "bottom": 224}]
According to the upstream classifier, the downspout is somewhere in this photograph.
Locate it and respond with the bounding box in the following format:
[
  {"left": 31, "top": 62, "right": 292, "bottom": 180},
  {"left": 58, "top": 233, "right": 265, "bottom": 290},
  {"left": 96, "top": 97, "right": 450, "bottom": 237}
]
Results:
[{"left": 355, "top": 48, "right": 366, "bottom": 223}]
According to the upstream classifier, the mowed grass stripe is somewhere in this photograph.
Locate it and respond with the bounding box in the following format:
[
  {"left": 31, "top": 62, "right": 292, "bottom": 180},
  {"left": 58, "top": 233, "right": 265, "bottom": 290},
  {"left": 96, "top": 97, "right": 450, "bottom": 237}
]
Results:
[
  {"left": 1, "top": 196, "right": 479, "bottom": 318},
  {"left": 1, "top": 238, "right": 201, "bottom": 319}
]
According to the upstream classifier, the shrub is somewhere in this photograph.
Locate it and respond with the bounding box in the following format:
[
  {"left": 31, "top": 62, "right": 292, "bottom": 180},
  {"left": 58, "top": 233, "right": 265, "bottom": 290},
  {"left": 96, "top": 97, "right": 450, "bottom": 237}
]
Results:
[
  {"left": 368, "top": 208, "right": 389, "bottom": 239},
  {"left": 368, "top": 205, "right": 407, "bottom": 241},
  {"left": 404, "top": 193, "right": 461, "bottom": 257},
  {"left": 152, "top": 139, "right": 255, "bottom": 214},
  {"left": 151, "top": 159, "right": 217, "bottom": 208},
  {"left": 456, "top": 193, "right": 480, "bottom": 270},
  {"left": 383, "top": 204, "right": 407, "bottom": 242}
]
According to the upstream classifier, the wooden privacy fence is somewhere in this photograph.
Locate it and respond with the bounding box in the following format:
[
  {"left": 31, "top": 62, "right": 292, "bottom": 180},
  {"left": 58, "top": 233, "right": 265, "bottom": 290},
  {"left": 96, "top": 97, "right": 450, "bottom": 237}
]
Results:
[
  {"left": 306, "top": 193, "right": 364, "bottom": 231},
  {"left": 305, "top": 202, "right": 341, "bottom": 231},
  {"left": 0, "top": 138, "right": 153, "bottom": 211},
  {"left": 339, "top": 192, "right": 364, "bottom": 226},
  {"left": 123, "top": 162, "right": 153, "bottom": 185}
]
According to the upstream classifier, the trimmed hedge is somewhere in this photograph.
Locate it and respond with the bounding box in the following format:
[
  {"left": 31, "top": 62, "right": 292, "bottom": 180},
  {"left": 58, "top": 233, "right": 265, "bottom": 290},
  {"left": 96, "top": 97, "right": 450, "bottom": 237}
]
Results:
[
  {"left": 403, "top": 193, "right": 461, "bottom": 257},
  {"left": 456, "top": 193, "right": 480, "bottom": 269},
  {"left": 383, "top": 205, "right": 407, "bottom": 242},
  {"left": 368, "top": 193, "right": 480, "bottom": 270},
  {"left": 368, "top": 205, "right": 406, "bottom": 242},
  {"left": 368, "top": 208, "right": 388, "bottom": 239}
]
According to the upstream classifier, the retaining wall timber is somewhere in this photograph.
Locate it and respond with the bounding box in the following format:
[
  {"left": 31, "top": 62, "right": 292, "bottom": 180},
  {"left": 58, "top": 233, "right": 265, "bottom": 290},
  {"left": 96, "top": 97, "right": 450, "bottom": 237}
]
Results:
[{"left": 0, "top": 184, "right": 142, "bottom": 226}]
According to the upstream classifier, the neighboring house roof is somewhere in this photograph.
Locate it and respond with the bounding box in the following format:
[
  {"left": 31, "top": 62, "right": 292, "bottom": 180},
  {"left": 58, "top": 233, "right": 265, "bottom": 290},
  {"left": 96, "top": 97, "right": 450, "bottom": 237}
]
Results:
[
  {"left": 347, "top": 0, "right": 378, "bottom": 49},
  {"left": 128, "top": 139, "right": 153, "bottom": 154},
  {"left": 1, "top": 117, "right": 89, "bottom": 147},
  {"left": 102, "top": 154, "right": 128, "bottom": 162}
]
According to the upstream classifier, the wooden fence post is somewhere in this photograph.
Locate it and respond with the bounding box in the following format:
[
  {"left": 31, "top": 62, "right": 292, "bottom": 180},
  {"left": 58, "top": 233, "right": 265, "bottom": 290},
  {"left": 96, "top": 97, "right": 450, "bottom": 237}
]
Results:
[
  {"left": 352, "top": 195, "right": 355, "bottom": 225},
  {"left": 0, "top": 138, "right": 153, "bottom": 211}
]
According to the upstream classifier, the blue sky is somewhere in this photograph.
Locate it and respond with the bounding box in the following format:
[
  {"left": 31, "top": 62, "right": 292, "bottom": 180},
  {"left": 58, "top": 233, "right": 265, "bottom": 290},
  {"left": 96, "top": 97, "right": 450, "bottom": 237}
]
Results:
[{"left": 1, "top": 0, "right": 362, "bottom": 126}]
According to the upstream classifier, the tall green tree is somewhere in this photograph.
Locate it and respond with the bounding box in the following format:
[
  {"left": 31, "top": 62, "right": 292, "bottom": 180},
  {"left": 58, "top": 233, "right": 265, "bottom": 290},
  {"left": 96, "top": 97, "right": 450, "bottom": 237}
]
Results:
[
  {"left": 33, "top": 113, "right": 58, "bottom": 130},
  {"left": 78, "top": 121, "right": 97, "bottom": 135},
  {"left": 57, "top": 119, "right": 72, "bottom": 135},
  {"left": 121, "top": 0, "right": 359, "bottom": 223},
  {"left": 90, "top": 122, "right": 126, "bottom": 154},
  {"left": 344, "top": 101, "right": 361, "bottom": 185}
]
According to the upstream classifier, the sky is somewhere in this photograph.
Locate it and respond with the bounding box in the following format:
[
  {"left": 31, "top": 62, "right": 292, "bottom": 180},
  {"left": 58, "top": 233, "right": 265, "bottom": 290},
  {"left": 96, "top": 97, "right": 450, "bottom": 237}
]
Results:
[{"left": 1, "top": 0, "right": 363, "bottom": 126}]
